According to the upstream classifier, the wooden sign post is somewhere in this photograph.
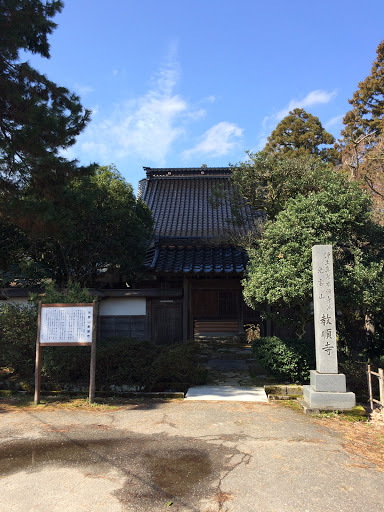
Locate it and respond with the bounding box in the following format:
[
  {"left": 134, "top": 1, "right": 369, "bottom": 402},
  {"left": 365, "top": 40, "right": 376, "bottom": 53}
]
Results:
[{"left": 34, "top": 301, "right": 98, "bottom": 405}]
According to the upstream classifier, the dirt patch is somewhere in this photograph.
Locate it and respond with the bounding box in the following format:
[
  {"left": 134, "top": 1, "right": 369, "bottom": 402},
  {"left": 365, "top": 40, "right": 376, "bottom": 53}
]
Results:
[
  {"left": 314, "top": 416, "right": 384, "bottom": 471},
  {"left": 0, "top": 395, "right": 181, "bottom": 413},
  {"left": 370, "top": 408, "right": 384, "bottom": 427}
]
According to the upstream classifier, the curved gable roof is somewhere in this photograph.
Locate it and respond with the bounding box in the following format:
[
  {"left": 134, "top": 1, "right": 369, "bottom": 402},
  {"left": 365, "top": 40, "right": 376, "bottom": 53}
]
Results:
[{"left": 139, "top": 167, "right": 254, "bottom": 239}]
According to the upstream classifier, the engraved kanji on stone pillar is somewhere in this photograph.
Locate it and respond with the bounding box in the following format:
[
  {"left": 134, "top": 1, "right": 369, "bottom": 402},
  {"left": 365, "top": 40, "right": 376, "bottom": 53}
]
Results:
[{"left": 312, "top": 245, "right": 338, "bottom": 374}]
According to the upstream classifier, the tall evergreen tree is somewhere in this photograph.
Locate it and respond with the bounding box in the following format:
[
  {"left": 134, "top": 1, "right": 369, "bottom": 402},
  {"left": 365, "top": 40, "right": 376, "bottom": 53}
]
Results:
[
  {"left": 229, "top": 152, "right": 339, "bottom": 223},
  {"left": 0, "top": 0, "right": 91, "bottom": 195},
  {"left": 340, "top": 40, "right": 384, "bottom": 220},
  {"left": 342, "top": 40, "right": 384, "bottom": 144},
  {"left": 264, "top": 108, "right": 339, "bottom": 164}
]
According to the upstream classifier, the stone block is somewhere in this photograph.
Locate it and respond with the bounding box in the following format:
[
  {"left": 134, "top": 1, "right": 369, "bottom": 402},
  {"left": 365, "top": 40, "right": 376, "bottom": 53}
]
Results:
[
  {"left": 303, "top": 385, "right": 356, "bottom": 410},
  {"left": 310, "top": 370, "right": 346, "bottom": 393}
]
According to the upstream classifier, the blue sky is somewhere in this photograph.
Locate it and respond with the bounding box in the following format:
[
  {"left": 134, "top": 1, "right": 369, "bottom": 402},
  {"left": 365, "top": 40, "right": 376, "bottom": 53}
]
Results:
[{"left": 27, "top": 0, "right": 384, "bottom": 189}]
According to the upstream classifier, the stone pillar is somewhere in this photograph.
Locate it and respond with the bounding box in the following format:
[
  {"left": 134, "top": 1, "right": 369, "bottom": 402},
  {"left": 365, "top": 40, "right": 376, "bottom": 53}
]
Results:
[{"left": 302, "top": 245, "right": 355, "bottom": 411}]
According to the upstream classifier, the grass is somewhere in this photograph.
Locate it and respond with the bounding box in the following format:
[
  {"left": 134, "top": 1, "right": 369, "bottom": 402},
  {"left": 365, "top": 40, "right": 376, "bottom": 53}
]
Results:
[
  {"left": 0, "top": 391, "right": 182, "bottom": 411},
  {"left": 274, "top": 399, "right": 303, "bottom": 412},
  {"left": 316, "top": 405, "right": 368, "bottom": 422},
  {"left": 275, "top": 398, "right": 370, "bottom": 422}
]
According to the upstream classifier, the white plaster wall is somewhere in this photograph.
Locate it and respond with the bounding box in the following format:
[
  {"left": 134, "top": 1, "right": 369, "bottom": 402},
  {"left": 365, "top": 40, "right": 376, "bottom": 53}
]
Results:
[{"left": 99, "top": 297, "right": 146, "bottom": 316}]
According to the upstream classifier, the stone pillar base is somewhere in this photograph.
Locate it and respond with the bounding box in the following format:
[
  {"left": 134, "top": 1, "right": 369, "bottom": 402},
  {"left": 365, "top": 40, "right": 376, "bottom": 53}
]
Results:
[
  {"left": 303, "top": 384, "right": 356, "bottom": 410},
  {"left": 310, "top": 370, "right": 347, "bottom": 392}
]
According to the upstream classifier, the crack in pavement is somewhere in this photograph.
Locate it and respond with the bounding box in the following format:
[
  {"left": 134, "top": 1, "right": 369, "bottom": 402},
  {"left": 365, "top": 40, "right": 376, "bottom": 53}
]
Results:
[{"left": 212, "top": 450, "right": 252, "bottom": 512}]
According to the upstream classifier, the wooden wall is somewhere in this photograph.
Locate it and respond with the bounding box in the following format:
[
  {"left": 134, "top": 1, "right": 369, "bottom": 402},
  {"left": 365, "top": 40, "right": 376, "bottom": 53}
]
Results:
[{"left": 99, "top": 315, "right": 146, "bottom": 340}]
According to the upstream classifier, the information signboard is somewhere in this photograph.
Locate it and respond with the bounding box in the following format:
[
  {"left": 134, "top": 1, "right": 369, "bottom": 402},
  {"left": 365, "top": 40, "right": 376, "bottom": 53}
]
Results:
[
  {"left": 34, "top": 302, "right": 98, "bottom": 404},
  {"left": 40, "top": 304, "right": 94, "bottom": 345}
]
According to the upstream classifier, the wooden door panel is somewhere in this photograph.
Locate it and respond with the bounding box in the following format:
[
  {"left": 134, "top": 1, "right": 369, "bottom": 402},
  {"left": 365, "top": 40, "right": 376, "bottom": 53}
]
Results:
[{"left": 151, "top": 300, "right": 183, "bottom": 345}]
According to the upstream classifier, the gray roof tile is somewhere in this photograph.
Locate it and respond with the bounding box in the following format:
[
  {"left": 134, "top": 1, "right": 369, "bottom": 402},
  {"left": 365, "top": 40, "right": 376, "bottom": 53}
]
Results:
[
  {"left": 139, "top": 167, "right": 254, "bottom": 238},
  {"left": 140, "top": 167, "right": 254, "bottom": 275}
]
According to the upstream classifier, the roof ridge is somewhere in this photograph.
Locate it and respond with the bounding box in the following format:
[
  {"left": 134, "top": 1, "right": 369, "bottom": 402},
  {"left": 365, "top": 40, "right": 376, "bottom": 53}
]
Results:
[
  {"left": 143, "top": 167, "right": 230, "bottom": 170},
  {"left": 143, "top": 167, "right": 232, "bottom": 178}
]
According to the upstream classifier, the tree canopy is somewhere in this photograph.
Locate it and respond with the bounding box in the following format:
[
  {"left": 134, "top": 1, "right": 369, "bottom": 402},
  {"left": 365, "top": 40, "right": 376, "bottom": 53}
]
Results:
[
  {"left": 243, "top": 176, "right": 384, "bottom": 348},
  {"left": 1, "top": 165, "right": 154, "bottom": 287},
  {"left": 0, "top": 0, "right": 91, "bottom": 196},
  {"left": 264, "top": 108, "right": 339, "bottom": 164},
  {"left": 342, "top": 40, "right": 384, "bottom": 143},
  {"left": 230, "top": 152, "right": 341, "bottom": 223},
  {"left": 338, "top": 40, "right": 384, "bottom": 220},
  {"left": 0, "top": 4, "right": 154, "bottom": 289}
]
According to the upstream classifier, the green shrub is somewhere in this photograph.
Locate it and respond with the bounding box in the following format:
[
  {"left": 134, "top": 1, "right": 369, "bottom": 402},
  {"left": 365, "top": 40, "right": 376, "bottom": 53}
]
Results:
[
  {"left": 1, "top": 282, "right": 206, "bottom": 390},
  {"left": 0, "top": 282, "right": 91, "bottom": 382},
  {"left": 0, "top": 303, "right": 205, "bottom": 390},
  {"left": 0, "top": 302, "right": 37, "bottom": 380},
  {"left": 29, "top": 280, "right": 91, "bottom": 305},
  {"left": 96, "top": 338, "right": 161, "bottom": 390},
  {"left": 40, "top": 345, "right": 92, "bottom": 384},
  {"left": 338, "top": 358, "right": 367, "bottom": 400},
  {"left": 251, "top": 335, "right": 315, "bottom": 383},
  {"left": 94, "top": 338, "right": 206, "bottom": 391},
  {"left": 150, "top": 341, "right": 207, "bottom": 390},
  {"left": 39, "top": 338, "right": 159, "bottom": 389}
]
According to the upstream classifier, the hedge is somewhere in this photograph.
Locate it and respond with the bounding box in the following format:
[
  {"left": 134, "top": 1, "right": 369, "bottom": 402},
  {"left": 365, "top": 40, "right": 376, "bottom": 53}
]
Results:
[
  {"left": 251, "top": 335, "right": 315, "bottom": 383},
  {"left": 0, "top": 302, "right": 206, "bottom": 391}
]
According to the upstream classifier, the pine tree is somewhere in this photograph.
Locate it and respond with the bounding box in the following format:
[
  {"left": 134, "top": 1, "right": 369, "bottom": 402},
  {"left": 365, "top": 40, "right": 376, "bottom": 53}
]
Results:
[
  {"left": 342, "top": 40, "right": 384, "bottom": 144},
  {"left": 264, "top": 108, "right": 339, "bottom": 164},
  {"left": 340, "top": 40, "right": 384, "bottom": 219},
  {"left": 0, "top": 0, "right": 91, "bottom": 195}
]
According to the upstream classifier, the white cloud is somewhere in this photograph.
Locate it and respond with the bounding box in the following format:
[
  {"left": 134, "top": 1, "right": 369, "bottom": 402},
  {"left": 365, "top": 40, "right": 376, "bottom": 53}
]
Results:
[
  {"left": 185, "top": 108, "right": 206, "bottom": 121},
  {"left": 74, "top": 83, "right": 94, "bottom": 97},
  {"left": 276, "top": 89, "right": 337, "bottom": 120},
  {"left": 256, "top": 89, "right": 338, "bottom": 150},
  {"left": 183, "top": 122, "right": 243, "bottom": 158},
  {"left": 77, "top": 56, "right": 205, "bottom": 165}
]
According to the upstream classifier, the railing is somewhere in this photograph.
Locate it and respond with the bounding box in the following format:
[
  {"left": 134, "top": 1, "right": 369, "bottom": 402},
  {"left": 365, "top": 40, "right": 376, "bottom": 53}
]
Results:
[{"left": 367, "top": 364, "right": 384, "bottom": 411}]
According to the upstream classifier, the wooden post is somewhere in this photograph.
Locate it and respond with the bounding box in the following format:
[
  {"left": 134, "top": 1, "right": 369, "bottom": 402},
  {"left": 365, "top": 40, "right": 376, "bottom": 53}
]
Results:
[
  {"left": 238, "top": 290, "right": 244, "bottom": 333},
  {"left": 367, "top": 364, "right": 373, "bottom": 411},
  {"left": 34, "top": 302, "right": 42, "bottom": 405},
  {"left": 183, "top": 278, "right": 190, "bottom": 341},
  {"left": 379, "top": 368, "right": 384, "bottom": 408},
  {"left": 89, "top": 300, "right": 98, "bottom": 404}
]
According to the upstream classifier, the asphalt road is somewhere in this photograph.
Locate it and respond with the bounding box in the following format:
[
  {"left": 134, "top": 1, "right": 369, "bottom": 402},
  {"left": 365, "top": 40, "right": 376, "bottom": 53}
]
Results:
[{"left": 0, "top": 399, "right": 382, "bottom": 512}]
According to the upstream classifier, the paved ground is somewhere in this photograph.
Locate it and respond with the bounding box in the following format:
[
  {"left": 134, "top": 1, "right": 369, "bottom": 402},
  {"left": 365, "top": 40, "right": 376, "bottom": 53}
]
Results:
[
  {"left": 185, "top": 385, "right": 268, "bottom": 401},
  {"left": 185, "top": 339, "right": 269, "bottom": 401},
  {"left": 0, "top": 399, "right": 383, "bottom": 512}
]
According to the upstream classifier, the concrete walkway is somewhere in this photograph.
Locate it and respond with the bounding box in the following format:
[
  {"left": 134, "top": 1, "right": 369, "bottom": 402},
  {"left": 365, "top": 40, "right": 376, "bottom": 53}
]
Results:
[
  {"left": 185, "top": 337, "right": 269, "bottom": 402},
  {"left": 0, "top": 399, "right": 382, "bottom": 511},
  {"left": 185, "top": 384, "right": 268, "bottom": 401}
]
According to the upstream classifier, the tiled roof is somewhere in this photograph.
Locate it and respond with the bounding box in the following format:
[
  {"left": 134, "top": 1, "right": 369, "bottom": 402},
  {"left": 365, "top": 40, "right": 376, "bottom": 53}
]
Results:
[
  {"left": 144, "top": 243, "right": 248, "bottom": 274},
  {"left": 138, "top": 167, "right": 255, "bottom": 238},
  {"left": 140, "top": 167, "right": 255, "bottom": 275}
]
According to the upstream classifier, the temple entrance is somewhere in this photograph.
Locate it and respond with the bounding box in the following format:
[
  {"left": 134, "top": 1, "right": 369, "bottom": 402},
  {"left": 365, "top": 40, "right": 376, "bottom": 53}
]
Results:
[{"left": 192, "top": 289, "right": 240, "bottom": 336}]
